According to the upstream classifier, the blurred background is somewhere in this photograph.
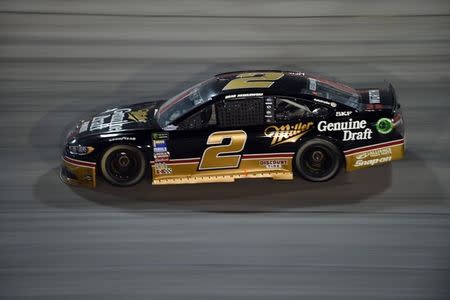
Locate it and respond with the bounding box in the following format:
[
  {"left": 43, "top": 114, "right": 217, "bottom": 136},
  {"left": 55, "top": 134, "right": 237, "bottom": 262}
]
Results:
[{"left": 1, "top": 0, "right": 450, "bottom": 299}]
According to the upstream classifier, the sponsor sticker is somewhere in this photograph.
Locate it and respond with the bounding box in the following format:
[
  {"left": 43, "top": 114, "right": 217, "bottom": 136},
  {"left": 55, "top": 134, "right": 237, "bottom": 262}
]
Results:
[
  {"left": 317, "top": 119, "right": 372, "bottom": 141},
  {"left": 376, "top": 118, "right": 394, "bottom": 134},
  {"left": 264, "top": 97, "right": 275, "bottom": 123},
  {"left": 154, "top": 163, "right": 172, "bottom": 175},
  {"left": 127, "top": 109, "right": 149, "bottom": 123},
  {"left": 225, "top": 93, "right": 263, "bottom": 99},
  {"left": 79, "top": 121, "right": 90, "bottom": 133},
  {"left": 153, "top": 140, "right": 167, "bottom": 148},
  {"left": 336, "top": 111, "right": 352, "bottom": 117},
  {"left": 154, "top": 146, "right": 168, "bottom": 153},
  {"left": 314, "top": 98, "right": 337, "bottom": 107},
  {"left": 345, "top": 140, "right": 404, "bottom": 171},
  {"left": 309, "top": 79, "right": 317, "bottom": 91},
  {"left": 90, "top": 108, "right": 131, "bottom": 131},
  {"left": 369, "top": 89, "right": 381, "bottom": 104},
  {"left": 108, "top": 136, "right": 136, "bottom": 142},
  {"left": 152, "top": 132, "right": 170, "bottom": 161},
  {"left": 259, "top": 159, "right": 288, "bottom": 169},
  {"left": 152, "top": 132, "right": 169, "bottom": 140},
  {"left": 288, "top": 72, "right": 305, "bottom": 76},
  {"left": 154, "top": 152, "right": 170, "bottom": 162},
  {"left": 354, "top": 156, "right": 391, "bottom": 167},
  {"left": 264, "top": 122, "right": 313, "bottom": 146},
  {"left": 355, "top": 148, "right": 392, "bottom": 160}
]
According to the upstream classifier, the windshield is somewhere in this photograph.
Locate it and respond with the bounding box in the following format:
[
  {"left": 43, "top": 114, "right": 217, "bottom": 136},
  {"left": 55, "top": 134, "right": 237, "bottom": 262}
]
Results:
[
  {"left": 157, "top": 78, "right": 221, "bottom": 127},
  {"left": 304, "top": 76, "right": 362, "bottom": 109}
]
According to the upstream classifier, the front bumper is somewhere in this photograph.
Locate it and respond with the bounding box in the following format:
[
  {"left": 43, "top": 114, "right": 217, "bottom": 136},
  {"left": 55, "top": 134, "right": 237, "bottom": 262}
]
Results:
[{"left": 60, "top": 156, "right": 97, "bottom": 188}]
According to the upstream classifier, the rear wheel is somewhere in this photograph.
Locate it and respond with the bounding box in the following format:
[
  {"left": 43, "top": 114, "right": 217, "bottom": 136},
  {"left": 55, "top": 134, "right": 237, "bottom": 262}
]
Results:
[
  {"left": 294, "top": 139, "right": 341, "bottom": 182},
  {"left": 100, "top": 145, "right": 146, "bottom": 186}
]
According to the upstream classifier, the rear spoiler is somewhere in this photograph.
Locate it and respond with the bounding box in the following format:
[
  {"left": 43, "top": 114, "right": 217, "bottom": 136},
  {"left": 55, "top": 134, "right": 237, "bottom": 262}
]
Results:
[
  {"left": 357, "top": 81, "right": 399, "bottom": 111},
  {"left": 375, "top": 81, "right": 398, "bottom": 109},
  {"left": 387, "top": 82, "right": 398, "bottom": 109}
]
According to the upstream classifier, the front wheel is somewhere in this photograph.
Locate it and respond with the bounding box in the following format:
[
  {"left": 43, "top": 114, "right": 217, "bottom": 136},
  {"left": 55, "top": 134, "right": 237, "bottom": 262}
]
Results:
[
  {"left": 294, "top": 139, "right": 342, "bottom": 182},
  {"left": 100, "top": 145, "right": 146, "bottom": 186}
]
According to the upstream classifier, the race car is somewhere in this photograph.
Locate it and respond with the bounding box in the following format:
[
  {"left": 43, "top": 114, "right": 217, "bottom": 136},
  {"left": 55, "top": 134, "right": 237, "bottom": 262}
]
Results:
[{"left": 61, "top": 70, "right": 405, "bottom": 188}]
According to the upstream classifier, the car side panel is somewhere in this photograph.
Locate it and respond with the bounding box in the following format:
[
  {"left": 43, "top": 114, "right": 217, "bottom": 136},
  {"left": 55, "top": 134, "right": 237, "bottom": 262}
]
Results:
[{"left": 150, "top": 122, "right": 304, "bottom": 185}]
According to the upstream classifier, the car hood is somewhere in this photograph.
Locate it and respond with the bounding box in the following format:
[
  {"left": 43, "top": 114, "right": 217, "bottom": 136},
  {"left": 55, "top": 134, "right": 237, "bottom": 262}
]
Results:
[{"left": 73, "top": 101, "right": 162, "bottom": 138}]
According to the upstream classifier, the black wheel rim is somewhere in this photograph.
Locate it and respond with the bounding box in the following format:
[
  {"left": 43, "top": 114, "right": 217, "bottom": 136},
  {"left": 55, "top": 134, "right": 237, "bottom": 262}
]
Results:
[
  {"left": 105, "top": 149, "right": 141, "bottom": 183},
  {"left": 300, "top": 145, "right": 335, "bottom": 178}
]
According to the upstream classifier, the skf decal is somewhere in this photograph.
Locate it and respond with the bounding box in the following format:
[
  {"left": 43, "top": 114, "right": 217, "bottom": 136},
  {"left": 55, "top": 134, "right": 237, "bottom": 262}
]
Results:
[
  {"left": 264, "top": 122, "right": 313, "bottom": 146},
  {"left": 127, "top": 109, "right": 149, "bottom": 123},
  {"left": 336, "top": 111, "right": 352, "bottom": 117}
]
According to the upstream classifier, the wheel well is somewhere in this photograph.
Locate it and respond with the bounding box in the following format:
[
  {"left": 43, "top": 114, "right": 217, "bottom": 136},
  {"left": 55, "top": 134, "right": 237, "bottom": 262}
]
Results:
[
  {"left": 293, "top": 135, "right": 345, "bottom": 175},
  {"left": 97, "top": 143, "right": 149, "bottom": 178}
]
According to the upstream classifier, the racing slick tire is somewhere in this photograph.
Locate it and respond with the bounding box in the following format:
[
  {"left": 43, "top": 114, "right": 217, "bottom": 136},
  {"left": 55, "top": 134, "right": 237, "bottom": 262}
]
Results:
[
  {"left": 294, "top": 138, "right": 342, "bottom": 182},
  {"left": 100, "top": 145, "right": 146, "bottom": 186}
]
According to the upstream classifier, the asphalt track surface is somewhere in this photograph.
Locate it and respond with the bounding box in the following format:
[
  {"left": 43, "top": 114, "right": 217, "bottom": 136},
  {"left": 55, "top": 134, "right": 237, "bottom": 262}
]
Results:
[{"left": 1, "top": 1, "right": 450, "bottom": 299}]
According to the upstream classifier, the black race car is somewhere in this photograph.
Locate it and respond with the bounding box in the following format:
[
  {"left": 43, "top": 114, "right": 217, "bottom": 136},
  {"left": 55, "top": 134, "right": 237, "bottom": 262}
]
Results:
[{"left": 61, "top": 70, "right": 405, "bottom": 188}]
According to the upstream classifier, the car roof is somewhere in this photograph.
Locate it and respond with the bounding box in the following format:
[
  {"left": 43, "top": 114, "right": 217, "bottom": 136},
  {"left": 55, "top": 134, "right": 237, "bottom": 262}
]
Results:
[{"left": 213, "top": 70, "right": 309, "bottom": 98}]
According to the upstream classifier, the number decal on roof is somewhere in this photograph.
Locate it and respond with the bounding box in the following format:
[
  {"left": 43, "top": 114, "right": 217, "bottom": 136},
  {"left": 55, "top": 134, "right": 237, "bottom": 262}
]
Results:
[
  {"left": 222, "top": 72, "right": 284, "bottom": 91},
  {"left": 199, "top": 130, "right": 247, "bottom": 170}
]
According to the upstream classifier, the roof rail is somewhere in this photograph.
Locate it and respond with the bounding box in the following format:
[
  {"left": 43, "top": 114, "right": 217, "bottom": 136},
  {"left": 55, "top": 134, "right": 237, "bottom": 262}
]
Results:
[{"left": 214, "top": 70, "right": 288, "bottom": 77}]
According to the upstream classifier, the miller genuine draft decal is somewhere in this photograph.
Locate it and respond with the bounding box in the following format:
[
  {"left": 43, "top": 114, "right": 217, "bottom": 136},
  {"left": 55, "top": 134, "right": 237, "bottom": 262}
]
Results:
[{"left": 264, "top": 122, "right": 313, "bottom": 146}]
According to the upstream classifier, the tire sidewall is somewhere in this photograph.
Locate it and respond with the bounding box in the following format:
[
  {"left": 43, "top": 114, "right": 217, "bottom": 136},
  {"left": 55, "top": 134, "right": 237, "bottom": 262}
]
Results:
[
  {"left": 294, "top": 138, "right": 342, "bottom": 182},
  {"left": 100, "top": 144, "right": 146, "bottom": 186}
]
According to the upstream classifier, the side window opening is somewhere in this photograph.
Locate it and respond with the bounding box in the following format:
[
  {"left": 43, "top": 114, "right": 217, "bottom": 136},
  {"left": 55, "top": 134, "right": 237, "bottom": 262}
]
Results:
[
  {"left": 274, "top": 97, "right": 314, "bottom": 122},
  {"left": 216, "top": 98, "right": 264, "bottom": 128},
  {"left": 176, "top": 104, "right": 217, "bottom": 130}
]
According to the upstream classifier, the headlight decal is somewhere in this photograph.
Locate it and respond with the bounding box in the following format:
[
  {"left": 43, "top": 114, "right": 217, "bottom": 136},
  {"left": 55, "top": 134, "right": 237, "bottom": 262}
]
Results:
[{"left": 68, "top": 145, "right": 95, "bottom": 155}]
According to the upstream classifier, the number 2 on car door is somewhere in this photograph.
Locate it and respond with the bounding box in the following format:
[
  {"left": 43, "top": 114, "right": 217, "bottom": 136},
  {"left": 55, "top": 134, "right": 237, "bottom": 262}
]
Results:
[{"left": 198, "top": 130, "right": 247, "bottom": 170}]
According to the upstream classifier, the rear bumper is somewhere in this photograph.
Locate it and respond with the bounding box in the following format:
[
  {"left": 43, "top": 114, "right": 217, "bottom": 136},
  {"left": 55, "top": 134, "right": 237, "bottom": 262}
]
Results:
[
  {"left": 344, "top": 139, "right": 405, "bottom": 172},
  {"left": 60, "top": 156, "right": 97, "bottom": 188}
]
